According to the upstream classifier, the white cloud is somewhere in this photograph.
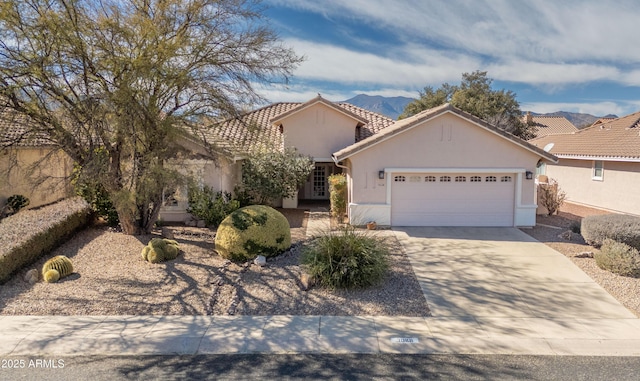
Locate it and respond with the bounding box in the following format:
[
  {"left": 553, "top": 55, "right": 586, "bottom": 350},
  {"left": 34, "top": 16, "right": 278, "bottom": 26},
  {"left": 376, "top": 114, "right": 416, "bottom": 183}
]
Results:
[
  {"left": 285, "top": 38, "right": 479, "bottom": 87},
  {"left": 488, "top": 61, "right": 621, "bottom": 86},
  {"left": 271, "top": 0, "right": 640, "bottom": 62},
  {"left": 521, "top": 101, "right": 632, "bottom": 116}
]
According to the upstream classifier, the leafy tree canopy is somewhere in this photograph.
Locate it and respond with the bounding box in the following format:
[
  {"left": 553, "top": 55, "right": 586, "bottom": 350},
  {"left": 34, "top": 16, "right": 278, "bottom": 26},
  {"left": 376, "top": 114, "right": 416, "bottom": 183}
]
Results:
[
  {"left": 240, "top": 146, "right": 314, "bottom": 205},
  {"left": 400, "top": 71, "right": 533, "bottom": 139},
  {"left": 0, "top": 0, "right": 302, "bottom": 234}
]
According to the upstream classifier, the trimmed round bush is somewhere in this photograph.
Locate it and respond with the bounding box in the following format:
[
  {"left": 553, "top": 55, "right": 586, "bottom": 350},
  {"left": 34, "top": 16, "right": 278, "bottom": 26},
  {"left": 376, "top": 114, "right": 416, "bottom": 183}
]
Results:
[
  {"left": 301, "top": 227, "right": 389, "bottom": 289},
  {"left": 581, "top": 214, "right": 640, "bottom": 250},
  {"left": 594, "top": 239, "right": 640, "bottom": 277},
  {"left": 142, "top": 238, "right": 180, "bottom": 263},
  {"left": 214, "top": 205, "right": 291, "bottom": 262}
]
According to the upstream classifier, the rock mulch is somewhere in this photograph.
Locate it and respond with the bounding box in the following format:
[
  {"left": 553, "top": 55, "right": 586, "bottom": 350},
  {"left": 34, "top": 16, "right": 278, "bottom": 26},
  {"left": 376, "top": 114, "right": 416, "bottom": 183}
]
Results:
[{"left": 0, "top": 209, "right": 429, "bottom": 317}]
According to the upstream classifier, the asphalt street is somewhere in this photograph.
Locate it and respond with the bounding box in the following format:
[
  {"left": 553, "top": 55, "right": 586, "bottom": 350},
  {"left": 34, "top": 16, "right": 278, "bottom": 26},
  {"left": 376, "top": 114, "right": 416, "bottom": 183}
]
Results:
[{"left": 2, "top": 354, "right": 640, "bottom": 380}]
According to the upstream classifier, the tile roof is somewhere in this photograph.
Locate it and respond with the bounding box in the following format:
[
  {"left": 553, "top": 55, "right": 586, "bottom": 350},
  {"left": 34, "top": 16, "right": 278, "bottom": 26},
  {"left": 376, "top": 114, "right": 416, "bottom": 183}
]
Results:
[
  {"left": 523, "top": 114, "right": 579, "bottom": 137},
  {"left": 529, "top": 111, "right": 640, "bottom": 160},
  {"left": 0, "top": 108, "right": 55, "bottom": 147},
  {"left": 200, "top": 97, "right": 395, "bottom": 156},
  {"left": 334, "top": 103, "right": 558, "bottom": 163}
]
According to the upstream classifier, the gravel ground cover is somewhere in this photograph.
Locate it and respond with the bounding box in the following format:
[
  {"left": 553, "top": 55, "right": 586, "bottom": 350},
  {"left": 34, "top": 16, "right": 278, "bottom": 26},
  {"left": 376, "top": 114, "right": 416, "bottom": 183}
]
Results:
[
  {"left": 0, "top": 208, "right": 430, "bottom": 317},
  {"left": 522, "top": 203, "right": 640, "bottom": 317}
]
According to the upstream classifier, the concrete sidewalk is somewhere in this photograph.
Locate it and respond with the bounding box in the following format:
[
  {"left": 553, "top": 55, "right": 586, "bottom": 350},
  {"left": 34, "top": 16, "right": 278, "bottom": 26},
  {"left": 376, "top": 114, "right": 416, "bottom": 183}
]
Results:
[
  {"left": 2, "top": 224, "right": 640, "bottom": 357},
  {"left": 2, "top": 313, "right": 640, "bottom": 356}
]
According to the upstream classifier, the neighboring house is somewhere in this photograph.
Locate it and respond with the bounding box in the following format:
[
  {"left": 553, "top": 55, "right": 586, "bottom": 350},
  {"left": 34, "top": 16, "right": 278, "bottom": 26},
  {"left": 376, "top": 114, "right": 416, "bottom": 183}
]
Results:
[
  {"left": 530, "top": 111, "right": 640, "bottom": 216},
  {"left": 524, "top": 112, "right": 579, "bottom": 138},
  {"left": 0, "top": 110, "right": 72, "bottom": 209}
]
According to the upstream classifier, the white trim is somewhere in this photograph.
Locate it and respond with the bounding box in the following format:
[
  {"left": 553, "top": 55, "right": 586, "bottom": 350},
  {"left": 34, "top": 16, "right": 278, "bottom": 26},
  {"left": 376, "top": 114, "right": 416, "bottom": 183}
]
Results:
[
  {"left": 555, "top": 154, "right": 640, "bottom": 163},
  {"left": 384, "top": 167, "right": 526, "bottom": 174},
  {"left": 313, "top": 157, "right": 334, "bottom": 162}
]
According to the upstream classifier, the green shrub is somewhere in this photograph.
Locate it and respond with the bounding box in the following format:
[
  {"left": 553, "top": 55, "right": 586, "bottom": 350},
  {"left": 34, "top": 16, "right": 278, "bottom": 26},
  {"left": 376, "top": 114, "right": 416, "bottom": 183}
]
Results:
[
  {"left": 141, "top": 238, "right": 180, "bottom": 263},
  {"left": 0, "top": 197, "right": 91, "bottom": 284},
  {"left": 301, "top": 227, "right": 389, "bottom": 289},
  {"left": 214, "top": 205, "right": 291, "bottom": 262},
  {"left": 594, "top": 239, "right": 640, "bottom": 277},
  {"left": 6, "top": 194, "right": 30, "bottom": 214},
  {"left": 328, "top": 173, "right": 347, "bottom": 220},
  {"left": 73, "top": 174, "right": 119, "bottom": 226},
  {"left": 581, "top": 214, "right": 640, "bottom": 250},
  {"left": 187, "top": 185, "right": 240, "bottom": 227}
]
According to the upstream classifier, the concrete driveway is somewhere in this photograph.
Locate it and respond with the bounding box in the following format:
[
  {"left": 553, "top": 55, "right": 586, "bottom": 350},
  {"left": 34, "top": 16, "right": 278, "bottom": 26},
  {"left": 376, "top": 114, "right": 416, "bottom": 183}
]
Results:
[{"left": 393, "top": 227, "right": 640, "bottom": 355}]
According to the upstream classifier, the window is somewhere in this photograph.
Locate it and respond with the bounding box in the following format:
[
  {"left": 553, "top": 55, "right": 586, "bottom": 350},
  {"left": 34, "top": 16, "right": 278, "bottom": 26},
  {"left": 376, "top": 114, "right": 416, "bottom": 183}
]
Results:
[
  {"left": 485, "top": 176, "right": 497, "bottom": 182},
  {"left": 593, "top": 161, "right": 604, "bottom": 180},
  {"left": 425, "top": 176, "right": 436, "bottom": 182},
  {"left": 501, "top": 176, "right": 512, "bottom": 182},
  {"left": 536, "top": 162, "right": 546, "bottom": 176},
  {"left": 470, "top": 176, "right": 482, "bottom": 182},
  {"left": 440, "top": 176, "right": 451, "bottom": 182},
  {"left": 394, "top": 175, "right": 406, "bottom": 182},
  {"left": 409, "top": 176, "right": 421, "bottom": 182},
  {"left": 455, "top": 176, "right": 466, "bottom": 182}
]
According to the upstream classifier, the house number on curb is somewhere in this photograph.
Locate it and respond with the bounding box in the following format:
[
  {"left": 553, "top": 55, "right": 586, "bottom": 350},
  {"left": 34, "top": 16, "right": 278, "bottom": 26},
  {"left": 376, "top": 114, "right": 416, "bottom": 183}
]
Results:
[{"left": 391, "top": 337, "right": 419, "bottom": 343}]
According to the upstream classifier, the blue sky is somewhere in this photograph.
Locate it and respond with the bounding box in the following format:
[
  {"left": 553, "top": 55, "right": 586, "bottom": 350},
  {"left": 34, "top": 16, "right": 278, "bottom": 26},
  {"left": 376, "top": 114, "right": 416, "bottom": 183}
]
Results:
[{"left": 259, "top": 0, "right": 640, "bottom": 117}]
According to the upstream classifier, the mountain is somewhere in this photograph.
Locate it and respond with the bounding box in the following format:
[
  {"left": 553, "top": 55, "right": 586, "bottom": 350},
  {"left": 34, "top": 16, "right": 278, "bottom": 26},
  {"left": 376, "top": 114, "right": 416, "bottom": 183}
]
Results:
[
  {"left": 343, "top": 94, "right": 414, "bottom": 120},
  {"left": 526, "top": 111, "right": 619, "bottom": 129}
]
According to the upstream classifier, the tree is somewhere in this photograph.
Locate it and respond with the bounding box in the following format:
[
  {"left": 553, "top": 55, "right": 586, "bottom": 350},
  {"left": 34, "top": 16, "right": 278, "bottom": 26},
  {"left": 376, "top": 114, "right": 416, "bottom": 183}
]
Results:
[
  {"left": 240, "top": 146, "right": 314, "bottom": 205},
  {"left": 400, "top": 71, "right": 533, "bottom": 139},
  {"left": 0, "top": 0, "right": 302, "bottom": 234}
]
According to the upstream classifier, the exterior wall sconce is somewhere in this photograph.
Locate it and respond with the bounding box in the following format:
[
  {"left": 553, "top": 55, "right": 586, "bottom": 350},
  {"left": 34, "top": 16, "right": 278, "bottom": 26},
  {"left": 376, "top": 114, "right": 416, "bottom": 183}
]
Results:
[
  {"left": 378, "top": 170, "right": 385, "bottom": 179},
  {"left": 525, "top": 171, "right": 533, "bottom": 180}
]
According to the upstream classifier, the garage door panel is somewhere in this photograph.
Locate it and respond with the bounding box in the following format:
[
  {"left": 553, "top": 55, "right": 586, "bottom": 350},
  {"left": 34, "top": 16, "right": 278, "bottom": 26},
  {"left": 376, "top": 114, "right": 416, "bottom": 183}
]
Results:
[{"left": 391, "top": 173, "right": 515, "bottom": 226}]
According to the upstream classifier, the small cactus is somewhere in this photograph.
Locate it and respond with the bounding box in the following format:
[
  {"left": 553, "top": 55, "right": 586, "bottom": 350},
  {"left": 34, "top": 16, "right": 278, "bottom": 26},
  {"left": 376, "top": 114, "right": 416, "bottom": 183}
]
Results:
[
  {"left": 42, "top": 255, "right": 73, "bottom": 283},
  {"left": 141, "top": 238, "right": 180, "bottom": 263}
]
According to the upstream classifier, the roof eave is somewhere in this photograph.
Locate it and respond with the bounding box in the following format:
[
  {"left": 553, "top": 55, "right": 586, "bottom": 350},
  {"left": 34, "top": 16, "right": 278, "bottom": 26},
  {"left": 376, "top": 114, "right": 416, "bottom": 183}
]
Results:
[{"left": 269, "top": 96, "right": 369, "bottom": 126}]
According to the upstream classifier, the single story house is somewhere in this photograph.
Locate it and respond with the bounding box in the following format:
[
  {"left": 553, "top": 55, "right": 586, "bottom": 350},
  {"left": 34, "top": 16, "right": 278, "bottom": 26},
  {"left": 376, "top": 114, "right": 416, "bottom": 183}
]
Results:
[
  {"left": 179, "top": 96, "right": 557, "bottom": 227},
  {"left": 530, "top": 111, "right": 640, "bottom": 216}
]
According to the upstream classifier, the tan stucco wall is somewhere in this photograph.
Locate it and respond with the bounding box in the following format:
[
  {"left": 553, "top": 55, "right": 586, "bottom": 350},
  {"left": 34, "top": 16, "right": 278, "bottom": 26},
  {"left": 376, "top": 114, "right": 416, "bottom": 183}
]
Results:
[
  {"left": 346, "top": 113, "right": 540, "bottom": 205},
  {"left": 0, "top": 147, "right": 72, "bottom": 209},
  {"left": 282, "top": 103, "right": 357, "bottom": 160},
  {"left": 159, "top": 157, "right": 241, "bottom": 222},
  {"left": 545, "top": 159, "right": 640, "bottom": 216}
]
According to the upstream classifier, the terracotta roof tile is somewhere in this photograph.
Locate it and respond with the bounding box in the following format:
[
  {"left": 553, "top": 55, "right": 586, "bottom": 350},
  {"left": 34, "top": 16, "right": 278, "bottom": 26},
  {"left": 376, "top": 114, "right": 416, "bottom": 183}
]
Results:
[
  {"left": 201, "top": 98, "right": 394, "bottom": 155},
  {"left": 530, "top": 111, "right": 640, "bottom": 160},
  {"left": 525, "top": 115, "right": 579, "bottom": 137},
  {"left": 0, "top": 108, "right": 54, "bottom": 147}
]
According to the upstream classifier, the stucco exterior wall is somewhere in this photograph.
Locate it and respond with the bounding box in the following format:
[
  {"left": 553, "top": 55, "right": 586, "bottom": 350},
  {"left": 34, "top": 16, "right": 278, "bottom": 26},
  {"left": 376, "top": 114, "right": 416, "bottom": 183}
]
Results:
[
  {"left": 282, "top": 103, "right": 357, "bottom": 160},
  {"left": 159, "top": 157, "right": 240, "bottom": 222},
  {"left": 545, "top": 158, "right": 640, "bottom": 216},
  {"left": 344, "top": 113, "right": 542, "bottom": 226},
  {"left": 0, "top": 147, "right": 72, "bottom": 209}
]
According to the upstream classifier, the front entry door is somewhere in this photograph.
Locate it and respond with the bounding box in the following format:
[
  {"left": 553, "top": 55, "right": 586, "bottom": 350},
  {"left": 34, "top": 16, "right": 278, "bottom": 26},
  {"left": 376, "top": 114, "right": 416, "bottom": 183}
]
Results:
[{"left": 305, "top": 163, "right": 333, "bottom": 200}]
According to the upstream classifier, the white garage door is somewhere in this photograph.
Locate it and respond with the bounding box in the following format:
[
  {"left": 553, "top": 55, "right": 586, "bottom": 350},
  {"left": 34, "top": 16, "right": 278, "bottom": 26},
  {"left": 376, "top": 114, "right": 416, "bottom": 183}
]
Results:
[{"left": 391, "top": 173, "right": 515, "bottom": 226}]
